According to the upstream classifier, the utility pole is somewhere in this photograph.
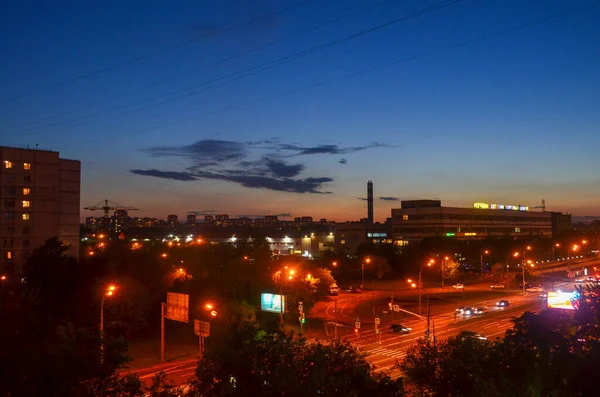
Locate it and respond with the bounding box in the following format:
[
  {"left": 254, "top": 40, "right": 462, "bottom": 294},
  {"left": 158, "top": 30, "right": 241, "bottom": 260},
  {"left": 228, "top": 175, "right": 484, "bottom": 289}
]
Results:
[
  {"left": 334, "top": 300, "right": 338, "bottom": 340},
  {"left": 161, "top": 302, "right": 165, "bottom": 364},
  {"left": 426, "top": 295, "right": 430, "bottom": 342},
  {"left": 100, "top": 296, "right": 105, "bottom": 364}
]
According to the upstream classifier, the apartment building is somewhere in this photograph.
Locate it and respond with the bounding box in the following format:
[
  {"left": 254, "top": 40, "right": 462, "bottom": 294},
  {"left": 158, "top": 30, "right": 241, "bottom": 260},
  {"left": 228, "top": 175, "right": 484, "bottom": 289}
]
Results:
[{"left": 0, "top": 147, "right": 80, "bottom": 277}]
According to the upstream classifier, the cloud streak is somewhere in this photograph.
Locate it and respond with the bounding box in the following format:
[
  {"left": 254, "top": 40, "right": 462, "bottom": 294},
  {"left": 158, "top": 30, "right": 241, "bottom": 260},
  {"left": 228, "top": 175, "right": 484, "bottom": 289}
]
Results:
[
  {"left": 132, "top": 139, "right": 388, "bottom": 194},
  {"left": 380, "top": 196, "right": 399, "bottom": 201}
]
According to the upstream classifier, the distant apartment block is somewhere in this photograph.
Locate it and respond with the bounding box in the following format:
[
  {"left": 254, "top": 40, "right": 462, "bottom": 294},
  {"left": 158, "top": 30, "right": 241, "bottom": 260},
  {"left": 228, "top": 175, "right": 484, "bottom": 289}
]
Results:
[{"left": 0, "top": 147, "right": 80, "bottom": 277}]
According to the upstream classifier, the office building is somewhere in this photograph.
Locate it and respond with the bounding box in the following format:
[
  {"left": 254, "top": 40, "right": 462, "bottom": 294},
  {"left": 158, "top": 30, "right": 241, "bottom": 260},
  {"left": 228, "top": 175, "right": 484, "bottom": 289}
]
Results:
[
  {"left": 391, "top": 200, "right": 560, "bottom": 243},
  {"left": 0, "top": 147, "right": 80, "bottom": 277}
]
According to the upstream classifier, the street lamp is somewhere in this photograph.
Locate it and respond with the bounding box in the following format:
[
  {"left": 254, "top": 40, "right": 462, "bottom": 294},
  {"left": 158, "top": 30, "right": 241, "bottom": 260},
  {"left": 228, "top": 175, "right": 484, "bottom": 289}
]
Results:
[
  {"left": 361, "top": 257, "right": 371, "bottom": 289},
  {"left": 100, "top": 284, "right": 116, "bottom": 363},
  {"left": 552, "top": 243, "right": 560, "bottom": 261},
  {"left": 277, "top": 268, "right": 294, "bottom": 323},
  {"left": 417, "top": 260, "right": 434, "bottom": 315},
  {"left": 441, "top": 256, "right": 449, "bottom": 288},
  {"left": 480, "top": 250, "right": 490, "bottom": 275}
]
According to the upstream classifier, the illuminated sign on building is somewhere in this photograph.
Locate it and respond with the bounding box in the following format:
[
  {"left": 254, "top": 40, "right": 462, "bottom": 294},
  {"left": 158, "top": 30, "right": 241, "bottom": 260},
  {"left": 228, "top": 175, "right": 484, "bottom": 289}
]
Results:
[{"left": 473, "top": 202, "right": 529, "bottom": 211}]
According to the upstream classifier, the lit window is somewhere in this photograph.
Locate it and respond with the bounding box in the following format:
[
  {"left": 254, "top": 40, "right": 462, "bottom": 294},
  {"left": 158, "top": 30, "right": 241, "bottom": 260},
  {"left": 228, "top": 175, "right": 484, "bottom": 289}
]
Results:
[
  {"left": 22, "top": 188, "right": 30, "bottom": 196},
  {"left": 22, "top": 200, "right": 30, "bottom": 208},
  {"left": 515, "top": 227, "right": 521, "bottom": 233},
  {"left": 402, "top": 214, "right": 409, "bottom": 220},
  {"left": 22, "top": 213, "right": 30, "bottom": 221},
  {"left": 3, "top": 161, "right": 12, "bottom": 169},
  {"left": 6, "top": 251, "right": 13, "bottom": 260},
  {"left": 23, "top": 162, "right": 31, "bottom": 170}
]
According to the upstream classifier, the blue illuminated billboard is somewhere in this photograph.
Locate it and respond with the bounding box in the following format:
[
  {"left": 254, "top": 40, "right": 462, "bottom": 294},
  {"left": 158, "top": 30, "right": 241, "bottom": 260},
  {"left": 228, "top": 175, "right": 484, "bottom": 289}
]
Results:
[{"left": 261, "top": 293, "right": 286, "bottom": 313}]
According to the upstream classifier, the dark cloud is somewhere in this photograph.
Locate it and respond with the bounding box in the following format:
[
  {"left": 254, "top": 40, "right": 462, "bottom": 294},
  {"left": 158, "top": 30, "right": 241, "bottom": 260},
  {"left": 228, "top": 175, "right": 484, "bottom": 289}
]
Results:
[
  {"left": 278, "top": 142, "right": 387, "bottom": 156},
  {"left": 380, "top": 196, "right": 399, "bottom": 201},
  {"left": 130, "top": 169, "right": 197, "bottom": 181},
  {"left": 133, "top": 139, "right": 388, "bottom": 194},
  {"left": 265, "top": 158, "right": 304, "bottom": 178},
  {"left": 191, "top": 170, "right": 332, "bottom": 194},
  {"left": 339, "top": 158, "right": 347, "bottom": 164},
  {"left": 143, "top": 139, "right": 246, "bottom": 163}
]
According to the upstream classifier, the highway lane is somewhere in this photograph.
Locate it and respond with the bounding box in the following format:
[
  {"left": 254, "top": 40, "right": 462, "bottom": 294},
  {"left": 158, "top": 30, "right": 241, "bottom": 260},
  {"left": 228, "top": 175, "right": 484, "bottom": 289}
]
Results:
[{"left": 351, "top": 292, "right": 544, "bottom": 376}]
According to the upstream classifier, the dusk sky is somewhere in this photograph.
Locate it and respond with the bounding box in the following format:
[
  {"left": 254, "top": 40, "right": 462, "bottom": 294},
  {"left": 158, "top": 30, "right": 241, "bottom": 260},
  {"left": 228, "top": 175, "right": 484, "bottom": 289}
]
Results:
[{"left": 1, "top": 0, "right": 599, "bottom": 222}]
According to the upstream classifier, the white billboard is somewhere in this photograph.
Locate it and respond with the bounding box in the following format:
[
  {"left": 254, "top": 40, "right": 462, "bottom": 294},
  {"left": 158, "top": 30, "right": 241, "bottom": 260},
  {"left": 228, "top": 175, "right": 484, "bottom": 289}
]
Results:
[
  {"left": 166, "top": 292, "right": 189, "bottom": 323},
  {"left": 261, "top": 293, "right": 285, "bottom": 313},
  {"left": 547, "top": 291, "right": 575, "bottom": 311}
]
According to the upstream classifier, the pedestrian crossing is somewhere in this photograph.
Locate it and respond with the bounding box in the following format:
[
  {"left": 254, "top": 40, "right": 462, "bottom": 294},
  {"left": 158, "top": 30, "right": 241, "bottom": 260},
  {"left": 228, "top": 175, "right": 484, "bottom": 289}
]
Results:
[{"left": 365, "top": 346, "right": 406, "bottom": 359}]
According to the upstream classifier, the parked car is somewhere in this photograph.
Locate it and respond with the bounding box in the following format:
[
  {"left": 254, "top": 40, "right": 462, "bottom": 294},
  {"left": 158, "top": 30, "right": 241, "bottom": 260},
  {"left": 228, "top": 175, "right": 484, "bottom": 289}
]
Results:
[
  {"left": 459, "top": 331, "right": 487, "bottom": 341},
  {"left": 473, "top": 307, "right": 487, "bottom": 315},
  {"left": 496, "top": 300, "right": 510, "bottom": 307},
  {"left": 490, "top": 283, "right": 505, "bottom": 289},
  {"left": 452, "top": 283, "right": 465, "bottom": 290},
  {"left": 391, "top": 324, "right": 412, "bottom": 333},
  {"left": 518, "top": 283, "right": 533, "bottom": 289},
  {"left": 328, "top": 284, "right": 339, "bottom": 296}
]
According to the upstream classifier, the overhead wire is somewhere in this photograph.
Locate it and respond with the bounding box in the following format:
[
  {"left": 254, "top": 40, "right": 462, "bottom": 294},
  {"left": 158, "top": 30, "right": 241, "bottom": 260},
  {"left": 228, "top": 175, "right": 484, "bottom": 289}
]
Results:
[
  {"left": 1, "top": 0, "right": 398, "bottom": 135},
  {"left": 3, "top": 0, "right": 462, "bottom": 137},
  {"left": 50, "top": 1, "right": 599, "bottom": 149},
  {"left": 0, "top": 0, "right": 317, "bottom": 104}
]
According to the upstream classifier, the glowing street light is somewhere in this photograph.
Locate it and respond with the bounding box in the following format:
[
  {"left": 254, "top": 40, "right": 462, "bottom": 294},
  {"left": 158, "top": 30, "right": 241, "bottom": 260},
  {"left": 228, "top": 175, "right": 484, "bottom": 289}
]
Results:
[
  {"left": 332, "top": 261, "right": 338, "bottom": 267},
  {"left": 100, "top": 284, "right": 117, "bottom": 363},
  {"left": 480, "top": 249, "right": 490, "bottom": 274},
  {"left": 161, "top": 253, "right": 168, "bottom": 258},
  {"left": 361, "top": 257, "right": 371, "bottom": 289}
]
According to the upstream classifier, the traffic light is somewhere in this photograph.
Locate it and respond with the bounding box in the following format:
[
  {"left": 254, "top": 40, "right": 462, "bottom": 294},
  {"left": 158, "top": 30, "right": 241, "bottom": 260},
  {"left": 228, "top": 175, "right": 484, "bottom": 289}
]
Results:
[
  {"left": 301, "top": 314, "right": 306, "bottom": 324},
  {"left": 354, "top": 328, "right": 359, "bottom": 333}
]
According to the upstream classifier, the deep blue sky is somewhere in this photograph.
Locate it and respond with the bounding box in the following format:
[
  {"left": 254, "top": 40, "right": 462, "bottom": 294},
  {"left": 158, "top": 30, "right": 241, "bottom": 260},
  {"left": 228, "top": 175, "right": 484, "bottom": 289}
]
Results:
[{"left": 1, "top": 0, "right": 599, "bottom": 222}]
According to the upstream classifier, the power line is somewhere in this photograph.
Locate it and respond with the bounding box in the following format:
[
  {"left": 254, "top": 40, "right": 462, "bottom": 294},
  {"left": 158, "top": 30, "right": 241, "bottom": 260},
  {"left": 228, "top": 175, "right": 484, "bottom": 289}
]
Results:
[
  {"left": 4, "top": 0, "right": 461, "bottom": 136},
  {"left": 0, "top": 0, "right": 317, "bottom": 104},
  {"left": 38, "top": 2, "right": 600, "bottom": 149},
  {"left": 1, "top": 0, "right": 398, "bottom": 135}
]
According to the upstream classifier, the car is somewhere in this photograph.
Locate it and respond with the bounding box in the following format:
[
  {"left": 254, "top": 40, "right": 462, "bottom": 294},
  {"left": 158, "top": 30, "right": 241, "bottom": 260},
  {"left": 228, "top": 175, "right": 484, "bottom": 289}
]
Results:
[
  {"left": 526, "top": 286, "right": 543, "bottom": 292},
  {"left": 496, "top": 300, "right": 510, "bottom": 307},
  {"left": 518, "top": 283, "right": 533, "bottom": 289},
  {"left": 473, "top": 307, "right": 487, "bottom": 315},
  {"left": 455, "top": 306, "right": 474, "bottom": 316},
  {"left": 391, "top": 324, "right": 412, "bottom": 333},
  {"left": 490, "top": 283, "right": 505, "bottom": 289},
  {"left": 452, "top": 283, "right": 465, "bottom": 290},
  {"left": 459, "top": 331, "right": 488, "bottom": 341},
  {"left": 346, "top": 286, "right": 362, "bottom": 293},
  {"left": 328, "top": 284, "right": 339, "bottom": 296}
]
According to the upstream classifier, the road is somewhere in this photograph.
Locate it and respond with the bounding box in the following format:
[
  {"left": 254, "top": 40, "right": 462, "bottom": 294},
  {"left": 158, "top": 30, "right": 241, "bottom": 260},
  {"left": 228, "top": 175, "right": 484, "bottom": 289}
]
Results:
[
  {"left": 310, "top": 279, "right": 578, "bottom": 378},
  {"left": 124, "top": 276, "right": 582, "bottom": 386}
]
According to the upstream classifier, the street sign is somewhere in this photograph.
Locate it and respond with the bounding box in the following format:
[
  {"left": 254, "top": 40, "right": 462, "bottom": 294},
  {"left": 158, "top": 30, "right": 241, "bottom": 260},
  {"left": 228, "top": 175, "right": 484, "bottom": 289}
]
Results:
[
  {"left": 393, "top": 304, "right": 400, "bottom": 312},
  {"left": 355, "top": 321, "right": 361, "bottom": 329},
  {"left": 166, "top": 292, "right": 189, "bottom": 323},
  {"left": 194, "top": 319, "right": 210, "bottom": 337},
  {"left": 375, "top": 317, "right": 380, "bottom": 325}
]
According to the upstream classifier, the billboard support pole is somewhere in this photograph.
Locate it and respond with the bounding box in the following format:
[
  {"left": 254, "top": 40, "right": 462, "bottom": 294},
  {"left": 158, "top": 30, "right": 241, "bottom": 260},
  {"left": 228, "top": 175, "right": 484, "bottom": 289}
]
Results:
[{"left": 161, "top": 302, "right": 165, "bottom": 364}]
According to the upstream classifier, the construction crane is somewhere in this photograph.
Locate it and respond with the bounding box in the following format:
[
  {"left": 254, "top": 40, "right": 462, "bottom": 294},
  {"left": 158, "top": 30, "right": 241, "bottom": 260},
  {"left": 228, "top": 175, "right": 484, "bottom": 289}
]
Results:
[{"left": 84, "top": 199, "right": 139, "bottom": 218}]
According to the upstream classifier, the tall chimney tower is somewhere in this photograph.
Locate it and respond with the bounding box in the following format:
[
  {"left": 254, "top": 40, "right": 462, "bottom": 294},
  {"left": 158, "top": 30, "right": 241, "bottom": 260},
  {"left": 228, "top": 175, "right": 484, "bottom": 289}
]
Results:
[{"left": 367, "top": 180, "right": 374, "bottom": 224}]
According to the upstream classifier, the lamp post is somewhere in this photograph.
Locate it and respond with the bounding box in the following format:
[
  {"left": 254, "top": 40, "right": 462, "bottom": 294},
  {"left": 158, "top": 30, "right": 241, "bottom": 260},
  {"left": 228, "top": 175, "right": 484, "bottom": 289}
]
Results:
[
  {"left": 361, "top": 257, "right": 371, "bottom": 289},
  {"left": 417, "top": 259, "right": 434, "bottom": 315},
  {"left": 100, "top": 284, "right": 116, "bottom": 364},
  {"left": 277, "top": 268, "right": 294, "bottom": 324},
  {"left": 441, "top": 256, "right": 449, "bottom": 288},
  {"left": 516, "top": 245, "right": 532, "bottom": 292},
  {"left": 552, "top": 243, "right": 560, "bottom": 261},
  {"left": 480, "top": 250, "right": 489, "bottom": 275}
]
